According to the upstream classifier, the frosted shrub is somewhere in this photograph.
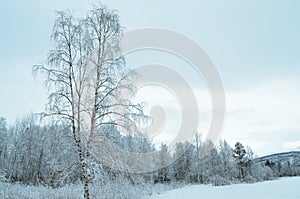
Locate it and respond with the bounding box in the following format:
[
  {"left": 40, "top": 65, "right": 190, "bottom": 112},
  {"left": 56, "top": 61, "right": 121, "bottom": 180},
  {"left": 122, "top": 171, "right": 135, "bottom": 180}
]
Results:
[
  {"left": 0, "top": 170, "right": 7, "bottom": 182},
  {"left": 210, "top": 175, "right": 230, "bottom": 186}
]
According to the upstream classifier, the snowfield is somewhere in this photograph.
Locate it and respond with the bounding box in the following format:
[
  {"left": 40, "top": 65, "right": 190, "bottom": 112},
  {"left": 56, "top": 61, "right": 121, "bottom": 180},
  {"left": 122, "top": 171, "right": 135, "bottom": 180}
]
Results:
[
  {"left": 150, "top": 177, "right": 300, "bottom": 199},
  {"left": 1, "top": 177, "right": 300, "bottom": 198}
]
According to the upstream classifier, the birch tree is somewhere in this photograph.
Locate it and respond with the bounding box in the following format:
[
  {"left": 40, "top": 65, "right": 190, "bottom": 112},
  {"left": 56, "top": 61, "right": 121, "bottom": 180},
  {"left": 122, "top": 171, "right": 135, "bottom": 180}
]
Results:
[{"left": 33, "top": 4, "right": 144, "bottom": 199}]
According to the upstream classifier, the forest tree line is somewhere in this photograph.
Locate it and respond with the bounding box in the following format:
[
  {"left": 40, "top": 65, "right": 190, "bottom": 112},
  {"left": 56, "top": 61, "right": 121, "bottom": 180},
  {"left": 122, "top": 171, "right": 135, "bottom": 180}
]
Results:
[{"left": 0, "top": 115, "right": 299, "bottom": 188}]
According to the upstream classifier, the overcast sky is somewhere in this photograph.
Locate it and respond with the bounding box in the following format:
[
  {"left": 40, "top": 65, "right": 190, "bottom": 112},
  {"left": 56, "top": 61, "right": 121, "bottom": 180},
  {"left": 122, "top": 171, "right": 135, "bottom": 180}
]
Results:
[{"left": 1, "top": 0, "right": 300, "bottom": 156}]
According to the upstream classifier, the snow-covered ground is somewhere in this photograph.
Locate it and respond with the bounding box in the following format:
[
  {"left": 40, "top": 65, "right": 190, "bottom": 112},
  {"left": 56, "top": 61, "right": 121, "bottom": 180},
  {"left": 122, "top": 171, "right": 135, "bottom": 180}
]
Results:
[
  {"left": 1, "top": 177, "right": 299, "bottom": 198},
  {"left": 150, "top": 177, "right": 300, "bottom": 199},
  {"left": 0, "top": 181, "right": 180, "bottom": 199}
]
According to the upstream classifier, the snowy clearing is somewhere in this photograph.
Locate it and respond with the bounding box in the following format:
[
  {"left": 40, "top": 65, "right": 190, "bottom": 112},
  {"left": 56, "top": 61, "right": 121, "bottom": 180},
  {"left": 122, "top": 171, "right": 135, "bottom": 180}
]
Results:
[
  {"left": 1, "top": 177, "right": 300, "bottom": 198},
  {"left": 150, "top": 177, "right": 300, "bottom": 199}
]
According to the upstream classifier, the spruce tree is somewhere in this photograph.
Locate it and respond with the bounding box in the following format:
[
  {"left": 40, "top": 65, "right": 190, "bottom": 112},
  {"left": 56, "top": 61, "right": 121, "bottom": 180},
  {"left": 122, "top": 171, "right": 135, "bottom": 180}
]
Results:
[{"left": 233, "top": 142, "right": 247, "bottom": 179}]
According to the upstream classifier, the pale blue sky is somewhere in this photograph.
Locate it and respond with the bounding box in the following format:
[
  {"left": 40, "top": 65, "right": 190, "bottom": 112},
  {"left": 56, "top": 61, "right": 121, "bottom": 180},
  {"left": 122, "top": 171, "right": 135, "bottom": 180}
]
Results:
[{"left": 0, "top": 0, "right": 299, "bottom": 155}]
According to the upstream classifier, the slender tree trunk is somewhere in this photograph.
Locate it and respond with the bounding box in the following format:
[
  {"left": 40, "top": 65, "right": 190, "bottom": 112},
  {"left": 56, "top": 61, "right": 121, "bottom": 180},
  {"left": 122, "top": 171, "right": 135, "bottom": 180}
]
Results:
[
  {"left": 73, "top": 127, "right": 89, "bottom": 199},
  {"left": 69, "top": 58, "right": 90, "bottom": 199}
]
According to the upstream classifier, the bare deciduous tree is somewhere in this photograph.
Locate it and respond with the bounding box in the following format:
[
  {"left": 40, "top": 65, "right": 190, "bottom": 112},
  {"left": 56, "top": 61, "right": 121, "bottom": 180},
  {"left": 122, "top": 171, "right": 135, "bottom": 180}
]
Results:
[{"left": 33, "top": 4, "right": 145, "bottom": 199}]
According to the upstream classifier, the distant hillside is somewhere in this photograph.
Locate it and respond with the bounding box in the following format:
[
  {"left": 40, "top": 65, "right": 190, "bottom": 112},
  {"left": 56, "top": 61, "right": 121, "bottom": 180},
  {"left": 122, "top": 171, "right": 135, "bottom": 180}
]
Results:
[
  {"left": 253, "top": 151, "right": 300, "bottom": 166},
  {"left": 253, "top": 151, "right": 300, "bottom": 176}
]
